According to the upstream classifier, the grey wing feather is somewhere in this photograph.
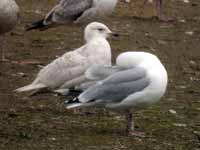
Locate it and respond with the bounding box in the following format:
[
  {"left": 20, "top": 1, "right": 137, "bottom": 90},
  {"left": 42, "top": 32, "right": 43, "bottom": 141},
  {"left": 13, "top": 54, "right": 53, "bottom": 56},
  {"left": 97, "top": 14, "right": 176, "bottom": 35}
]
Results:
[
  {"left": 45, "top": 0, "right": 93, "bottom": 24},
  {"left": 77, "top": 65, "right": 125, "bottom": 91},
  {"left": 102, "top": 67, "right": 147, "bottom": 84},
  {"left": 79, "top": 67, "right": 150, "bottom": 104},
  {"left": 85, "top": 65, "right": 125, "bottom": 80}
]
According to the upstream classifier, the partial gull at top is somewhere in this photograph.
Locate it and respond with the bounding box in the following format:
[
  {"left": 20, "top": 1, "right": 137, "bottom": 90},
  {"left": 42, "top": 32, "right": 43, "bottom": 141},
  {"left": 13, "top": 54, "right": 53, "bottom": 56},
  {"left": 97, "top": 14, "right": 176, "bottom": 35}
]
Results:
[
  {"left": 15, "top": 22, "right": 118, "bottom": 95},
  {"left": 65, "top": 51, "right": 168, "bottom": 136},
  {"left": 0, "top": 0, "right": 19, "bottom": 62},
  {"left": 26, "top": 0, "right": 118, "bottom": 31}
]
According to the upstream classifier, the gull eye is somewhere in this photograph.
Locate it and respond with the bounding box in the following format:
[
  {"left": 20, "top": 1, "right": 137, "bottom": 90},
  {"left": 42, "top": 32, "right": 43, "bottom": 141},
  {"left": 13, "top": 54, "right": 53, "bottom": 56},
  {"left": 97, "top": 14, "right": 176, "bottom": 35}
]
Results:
[{"left": 98, "top": 28, "right": 104, "bottom": 31}]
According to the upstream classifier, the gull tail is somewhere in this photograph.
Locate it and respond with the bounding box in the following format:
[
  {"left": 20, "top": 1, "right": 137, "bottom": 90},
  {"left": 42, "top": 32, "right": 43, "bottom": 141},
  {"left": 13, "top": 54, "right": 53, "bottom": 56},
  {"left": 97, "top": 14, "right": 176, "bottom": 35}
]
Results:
[
  {"left": 25, "top": 19, "right": 48, "bottom": 31},
  {"left": 15, "top": 83, "right": 46, "bottom": 92},
  {"left": 68, "top": 88, "right": 82, "bottom": 97},
  {"left": 65, "top": 97, "right": 83, "bottom": 109}
]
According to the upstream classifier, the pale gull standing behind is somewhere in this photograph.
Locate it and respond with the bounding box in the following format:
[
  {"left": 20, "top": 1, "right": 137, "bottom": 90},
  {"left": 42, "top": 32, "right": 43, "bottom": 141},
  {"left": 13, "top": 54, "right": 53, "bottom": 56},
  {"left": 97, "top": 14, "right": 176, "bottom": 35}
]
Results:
[
  {"left": 26, "top": 0, "right": 118, "bottom": 31},
  {"left": 0, "top": 0, "right": 19, "bottom": 61},
  {"left": 15, "top": 22, "right": 118, "bottom": 95},
  {"left": 65, "top": 51, "right": 168, "bottom": 136}
]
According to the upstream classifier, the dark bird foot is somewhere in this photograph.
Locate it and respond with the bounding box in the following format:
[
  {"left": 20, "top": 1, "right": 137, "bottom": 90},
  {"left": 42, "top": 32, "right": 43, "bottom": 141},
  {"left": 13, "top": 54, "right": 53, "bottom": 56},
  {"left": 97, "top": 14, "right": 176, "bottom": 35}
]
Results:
[
  {"left": 158, "top": 15, "right": 176, "bottom": 22},
  {"left": 127, "top": 131, "right": 146, "bottom": 137}
]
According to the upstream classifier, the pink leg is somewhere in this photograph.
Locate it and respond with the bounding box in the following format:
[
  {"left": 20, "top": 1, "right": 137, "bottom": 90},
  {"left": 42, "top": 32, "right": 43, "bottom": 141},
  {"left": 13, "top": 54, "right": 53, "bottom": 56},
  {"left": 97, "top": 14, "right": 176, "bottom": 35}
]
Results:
[
  {"left": 0, "top": 35, "right": 9, "bottom": 62},
  {"left": 125, "top": 110, "right": 145, "bottom": 137},
  {"left": 126, "top": 110, "right": 134, "bottom": 133},
  {"left": 155, "top": 0, "right": 175, "bottom": 22},
  {"left": 0, "top": 34, "right": 42, "bottom": 65}
]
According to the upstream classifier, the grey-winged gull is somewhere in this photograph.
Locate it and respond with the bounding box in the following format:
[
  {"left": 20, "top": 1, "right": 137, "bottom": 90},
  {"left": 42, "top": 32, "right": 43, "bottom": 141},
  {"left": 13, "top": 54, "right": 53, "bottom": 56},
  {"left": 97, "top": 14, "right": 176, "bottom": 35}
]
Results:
[
  {"left": 65, "top": 51, "right": 168, "bottom": 136},
  {"left": 26, "top": 0, "right": 118, "bottom": 31},
  {"left": 0, "top": 0, "right": 19, "bottom": 62},
  {"left": 15, "top": 22, "right": 118, "bottom": 95}
]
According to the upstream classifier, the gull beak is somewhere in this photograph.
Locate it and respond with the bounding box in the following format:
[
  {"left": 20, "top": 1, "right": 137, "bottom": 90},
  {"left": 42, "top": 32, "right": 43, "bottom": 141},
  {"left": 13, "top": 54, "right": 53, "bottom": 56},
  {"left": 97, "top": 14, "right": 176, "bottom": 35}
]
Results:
[
  {"left": 108, "top": 32, "right": 120, "bottom": 37},
  {"left": 111, "top": 32, "right": 120, "bottom": 37}
]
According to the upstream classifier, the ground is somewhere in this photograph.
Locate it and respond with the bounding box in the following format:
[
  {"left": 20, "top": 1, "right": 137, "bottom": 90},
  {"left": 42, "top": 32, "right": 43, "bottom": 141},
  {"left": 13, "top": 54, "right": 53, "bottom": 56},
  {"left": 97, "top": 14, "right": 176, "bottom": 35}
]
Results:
[{"left": 0, "top": 0, "right": 200, "bottom": 149}]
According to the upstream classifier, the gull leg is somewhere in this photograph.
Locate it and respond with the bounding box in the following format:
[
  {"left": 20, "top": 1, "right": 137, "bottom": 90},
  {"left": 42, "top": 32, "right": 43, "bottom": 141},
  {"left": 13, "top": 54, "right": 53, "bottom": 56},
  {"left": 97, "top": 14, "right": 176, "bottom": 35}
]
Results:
[
  {"left": 126, "top": 110, "right": 134, "bottom": 133},
  {"left": 125, "top": 110, "right": 145, "bottom": 137},
  {"left": 0, "top": 35, "right": 9, "bottom": 62},
  {"left": 155, "top": 0, "right": 175, "bottom": 22},
  {"left": 0, "top": 34, "right": 43, "bottom": 65}
]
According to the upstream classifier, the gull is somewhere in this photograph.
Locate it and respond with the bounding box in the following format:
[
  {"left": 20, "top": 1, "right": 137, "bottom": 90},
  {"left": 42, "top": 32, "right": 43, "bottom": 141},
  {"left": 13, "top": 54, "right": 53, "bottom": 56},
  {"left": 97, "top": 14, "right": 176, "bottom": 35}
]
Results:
[
  {"left": 0, "top": 0, "right": 19, "bottom": 62},
  {"left": 65, "top": 51, "right": 168, "bottom": 136},
  {"left": 26, "top": 0, "right": 118, "bottom": 31},
  {"left": 15, "top": 22, "right": 118, "bottom": 95}
]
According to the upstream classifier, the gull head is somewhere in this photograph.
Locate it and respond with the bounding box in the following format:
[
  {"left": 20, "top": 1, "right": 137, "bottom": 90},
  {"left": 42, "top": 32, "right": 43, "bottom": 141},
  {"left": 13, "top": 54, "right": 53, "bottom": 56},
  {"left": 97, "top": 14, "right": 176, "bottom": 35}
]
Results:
[
  {"left": 116, "top": 52, "right": 161, "bottom": 69},
  {"left": 84, "top": 22, "right": 119, "bottom": 42}
]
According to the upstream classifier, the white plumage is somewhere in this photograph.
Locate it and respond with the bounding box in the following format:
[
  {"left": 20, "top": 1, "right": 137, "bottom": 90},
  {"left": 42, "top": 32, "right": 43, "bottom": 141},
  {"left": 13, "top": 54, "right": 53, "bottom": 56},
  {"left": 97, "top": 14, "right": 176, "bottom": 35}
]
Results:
[{"left": 15, "top": 22, "right": 118, "bottom": 95}]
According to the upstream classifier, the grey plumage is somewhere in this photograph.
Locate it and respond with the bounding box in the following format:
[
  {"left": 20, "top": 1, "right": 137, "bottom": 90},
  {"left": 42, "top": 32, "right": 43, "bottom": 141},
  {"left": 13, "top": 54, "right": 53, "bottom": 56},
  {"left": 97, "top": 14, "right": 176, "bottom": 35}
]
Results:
[
  {"left": 78, "top": 67, "right": 150, "bottom": 104},
  {"left": 26, "top": 0, "right": 118, "bottom": 31},
  {"left": 44, "top": 0, "right": 93, "bottom": 24},
  {"left": 76, "top": 65, "right": 125, "bottom": 91},
  {"left": 65, "top": 51, "right": 168, "bottom": 135},
  {"left": 26, "top": 0, "right": 93, "bottom": 31},
  {"left": 85, "top": 65, "right": 125, "bottom": 80}
]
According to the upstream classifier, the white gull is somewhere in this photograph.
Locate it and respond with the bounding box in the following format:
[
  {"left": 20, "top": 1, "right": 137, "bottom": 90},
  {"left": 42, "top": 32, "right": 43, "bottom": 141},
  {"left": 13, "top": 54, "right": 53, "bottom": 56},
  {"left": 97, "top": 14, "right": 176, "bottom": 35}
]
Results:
[{"left": 15, "top": 22, "right": 118, "bottom": 95}]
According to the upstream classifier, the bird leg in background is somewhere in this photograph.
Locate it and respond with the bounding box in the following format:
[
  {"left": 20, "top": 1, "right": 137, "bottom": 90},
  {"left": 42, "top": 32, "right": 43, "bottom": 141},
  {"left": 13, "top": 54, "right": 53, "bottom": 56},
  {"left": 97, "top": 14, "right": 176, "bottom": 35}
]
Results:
[
  {"left": 125, "top": 110, "right": 145, "bottom": 137},
  {"left": 0, "top": 35, "right": 9, "bottom": 62},
  {"left": 144, "top": 0, "right": 175, "bottom": 22},
  {"left": 0, "top": 34, "right": 42, "bottom": 64},
  {"left": 126, "top": 110, "right": 134, "bottom": 134},
  {"left": 155, "top": 0, "right": 175, "bottom": 22}
]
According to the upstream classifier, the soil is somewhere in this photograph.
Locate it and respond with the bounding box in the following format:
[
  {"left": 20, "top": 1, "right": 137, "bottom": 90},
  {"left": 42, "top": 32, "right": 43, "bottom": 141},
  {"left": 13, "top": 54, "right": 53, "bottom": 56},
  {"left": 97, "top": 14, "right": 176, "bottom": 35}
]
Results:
[{"left": 0, "top": 0, "right": 200, "bottom": 149}]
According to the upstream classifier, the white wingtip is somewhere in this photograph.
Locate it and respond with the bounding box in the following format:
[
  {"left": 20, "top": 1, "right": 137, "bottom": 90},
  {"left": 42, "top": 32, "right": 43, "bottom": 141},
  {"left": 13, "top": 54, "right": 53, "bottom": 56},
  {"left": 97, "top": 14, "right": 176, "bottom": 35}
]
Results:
[
  {"left": 66, "top": 103, "right": 83, "bottom": 109},
  {"left": 14, "top": 83, "right": 46, "bottom": 92}
]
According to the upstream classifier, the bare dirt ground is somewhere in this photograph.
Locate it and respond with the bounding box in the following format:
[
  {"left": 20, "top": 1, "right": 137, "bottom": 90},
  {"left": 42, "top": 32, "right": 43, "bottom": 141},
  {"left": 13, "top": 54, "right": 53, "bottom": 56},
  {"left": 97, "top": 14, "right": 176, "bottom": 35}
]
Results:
[{"left": 0, "top": 0, "right": 200, "bottom": 149}]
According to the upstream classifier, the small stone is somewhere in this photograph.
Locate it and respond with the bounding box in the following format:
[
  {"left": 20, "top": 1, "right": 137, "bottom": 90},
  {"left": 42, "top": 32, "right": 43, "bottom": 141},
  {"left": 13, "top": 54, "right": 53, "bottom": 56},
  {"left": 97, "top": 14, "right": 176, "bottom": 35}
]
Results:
[
  {"left": 17, "top": 72, "right": 26, "bottom": 77},
  {"left": 148, "top": 0, "right": 153, "bottom": 3},
  {"left": 179, "top": 85, "right": 187, "bottom": 89},
  {"left": 167, "top": 98, "right": 176, "bottom": 101},
  {"left": 169, "top": 109, "right": 177, "bottom": 114},
  {"left": 189, "top": 60, "right": 196, "bottom": 65},
  {"left": 185, "top": 31, "right": 194, "bottom": 36},
  {"left": 50, "top": 137, "right": 56, "bottom": 141},
  {"left": 182, "top": 0, "right": 190, "bottom": 3},
  {"left": 145, "top": 33, "right": 149, "bottom": 37},
  {"left": 179, "top": 19, "right": 186, "bottom": 23},
  {"left": 35, "top": 10, "right": 42, "bottom": 14},
  {"left": 125, "top": 0, "right": 130, "bottom": 3},
  {"left": 157, "top": 40, "right": 167, "bottom": 45},
  {"left": 196, "top": 108, "right": 200, "bottom": 111},
  {"left": 173, "top": 123, "right": 187, "bottom": 127}
]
